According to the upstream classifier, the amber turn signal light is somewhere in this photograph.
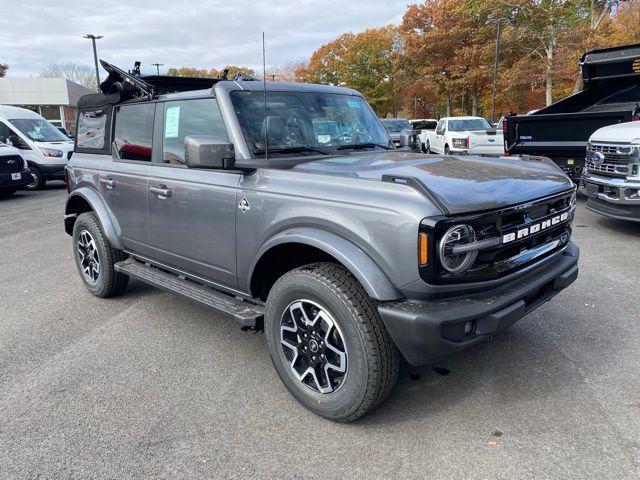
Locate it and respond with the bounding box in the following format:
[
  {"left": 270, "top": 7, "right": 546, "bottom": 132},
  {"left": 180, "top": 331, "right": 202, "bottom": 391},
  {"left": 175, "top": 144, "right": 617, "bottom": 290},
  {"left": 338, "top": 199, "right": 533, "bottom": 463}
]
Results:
[{"left": 418, "top": 232, "right": 428, "bottom": 266}]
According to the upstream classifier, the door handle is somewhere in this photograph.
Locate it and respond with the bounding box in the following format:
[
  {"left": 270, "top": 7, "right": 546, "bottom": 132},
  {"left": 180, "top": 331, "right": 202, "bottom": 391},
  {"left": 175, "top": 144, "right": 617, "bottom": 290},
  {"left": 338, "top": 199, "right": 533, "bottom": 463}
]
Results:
[
  {"left": 100, "top": 178, "right": 116, "bottom": 189},
  {"left": 150, "top": 185, "right": 172, "bottom": 198}
]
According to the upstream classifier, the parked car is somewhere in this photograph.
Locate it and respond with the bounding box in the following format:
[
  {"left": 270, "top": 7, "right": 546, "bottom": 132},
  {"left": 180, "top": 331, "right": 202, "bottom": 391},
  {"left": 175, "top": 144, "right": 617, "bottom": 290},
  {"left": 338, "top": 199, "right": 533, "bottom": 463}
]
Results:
[
  {"left": 410, "top": 118, "right": 438, "bottom": 153},
  {"left": 580, "top": 120, "right": 640, "bottom": 221},
  {"left": 0, "top": 142, "right": 30, "bottom": 198},
  {"left": 425, "top": 116, "right": 504, "bottom": 156},
  {"left": 505, "top": 44, "right": 640, "bottom": 181},
  {"left": 380, "top": 118, "right": 421, "bottom": 151},
  {"left": 0, "top": 105, "right": 74, "bottom": 190},
  {"left": 65, "top": 61, "right": 579, "bottom": 422}
]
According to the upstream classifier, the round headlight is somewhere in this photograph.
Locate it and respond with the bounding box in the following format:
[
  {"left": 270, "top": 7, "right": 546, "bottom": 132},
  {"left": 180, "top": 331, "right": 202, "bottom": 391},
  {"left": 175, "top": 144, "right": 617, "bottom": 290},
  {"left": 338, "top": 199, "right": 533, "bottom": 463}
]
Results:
[{"left": 438, "top": 224, "right": 477, "bottom": 274}]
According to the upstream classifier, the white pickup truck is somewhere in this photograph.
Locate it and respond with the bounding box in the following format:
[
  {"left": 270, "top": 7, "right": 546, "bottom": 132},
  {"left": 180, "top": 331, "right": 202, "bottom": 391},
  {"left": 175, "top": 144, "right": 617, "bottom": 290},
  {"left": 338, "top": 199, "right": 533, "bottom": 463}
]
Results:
[
  {"left": 425, "top": 116, "right": 504, "bottom": 156},
  {"left": 581, "top": 120, "right": 640, "bottom": 222}
]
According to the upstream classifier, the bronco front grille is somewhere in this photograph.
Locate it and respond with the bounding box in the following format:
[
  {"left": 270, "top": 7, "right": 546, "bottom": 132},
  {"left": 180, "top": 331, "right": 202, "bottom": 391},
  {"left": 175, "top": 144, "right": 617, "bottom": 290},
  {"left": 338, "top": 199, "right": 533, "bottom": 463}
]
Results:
[{"left": 420, "top": 190, "right": 575, "bottom": 284}]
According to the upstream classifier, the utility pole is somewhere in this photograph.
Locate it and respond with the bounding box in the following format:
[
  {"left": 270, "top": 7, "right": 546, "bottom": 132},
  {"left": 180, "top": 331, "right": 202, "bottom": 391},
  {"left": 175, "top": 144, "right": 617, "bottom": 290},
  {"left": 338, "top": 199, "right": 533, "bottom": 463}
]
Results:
[
  {"left": 83, "top": 34, "right": 103, "bottom": 90},
  {"left": 152, "top": 63, "right": 164, "bottom": 75},
  {"left": 487, "top": 18, "right": 507, "bottom": 123}
]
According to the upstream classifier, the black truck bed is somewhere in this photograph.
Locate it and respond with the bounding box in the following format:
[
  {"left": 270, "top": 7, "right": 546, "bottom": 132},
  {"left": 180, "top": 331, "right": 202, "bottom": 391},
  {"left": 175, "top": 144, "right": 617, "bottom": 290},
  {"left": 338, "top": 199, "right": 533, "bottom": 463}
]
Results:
[{"left": 505, "top": 44, "right": 640, "bottom": 180}]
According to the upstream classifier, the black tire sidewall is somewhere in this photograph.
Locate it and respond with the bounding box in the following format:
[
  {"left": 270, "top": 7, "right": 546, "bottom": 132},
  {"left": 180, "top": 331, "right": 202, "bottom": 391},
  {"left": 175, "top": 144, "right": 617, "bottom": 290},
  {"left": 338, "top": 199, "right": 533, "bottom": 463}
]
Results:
[
  {"left": 24, "top": 166, "right": 45, "bottom": 190},
  {"left": 265, "top": 270, "right": 370, "bottom": 420},
  {"left": 72, "top": 213, "right": 112, "bottom": 296}
]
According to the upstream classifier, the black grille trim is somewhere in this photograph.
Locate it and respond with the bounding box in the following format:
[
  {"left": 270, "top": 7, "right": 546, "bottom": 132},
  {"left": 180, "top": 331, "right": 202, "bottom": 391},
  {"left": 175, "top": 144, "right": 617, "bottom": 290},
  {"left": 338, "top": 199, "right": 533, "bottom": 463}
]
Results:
[
  {"left": 420, "top": 190, "right": 575, "bottom": 285},
  {"left": 0, "top": 155, "right": 23, "bottom": 174}
]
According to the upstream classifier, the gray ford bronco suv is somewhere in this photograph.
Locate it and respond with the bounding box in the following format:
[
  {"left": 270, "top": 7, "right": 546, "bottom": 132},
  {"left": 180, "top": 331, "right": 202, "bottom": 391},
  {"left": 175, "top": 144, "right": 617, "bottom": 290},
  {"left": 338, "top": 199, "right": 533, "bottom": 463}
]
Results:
[{"left": 64, "top": 61, "right": 579, "bottom": 421}]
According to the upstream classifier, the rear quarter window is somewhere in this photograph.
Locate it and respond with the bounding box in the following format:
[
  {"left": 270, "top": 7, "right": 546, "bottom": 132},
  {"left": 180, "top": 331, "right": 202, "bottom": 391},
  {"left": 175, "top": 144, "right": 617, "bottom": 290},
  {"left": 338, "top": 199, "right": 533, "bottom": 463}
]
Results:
[{"left": 76, "top": 108, "right": 111, "bottom": 153}]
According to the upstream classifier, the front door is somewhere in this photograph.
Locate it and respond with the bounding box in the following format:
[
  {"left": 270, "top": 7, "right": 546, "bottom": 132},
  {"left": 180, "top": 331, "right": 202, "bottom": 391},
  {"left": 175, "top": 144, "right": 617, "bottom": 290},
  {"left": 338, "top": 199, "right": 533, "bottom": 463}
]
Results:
[
  {"left": 146, "top": 98, "right": 239, "bottom": 288},
  {"left": 433, "top": 119, "right": 446, "bottom": 154},
  {"left": 99, "top": 103, "right": 155, "bottom": 255}
]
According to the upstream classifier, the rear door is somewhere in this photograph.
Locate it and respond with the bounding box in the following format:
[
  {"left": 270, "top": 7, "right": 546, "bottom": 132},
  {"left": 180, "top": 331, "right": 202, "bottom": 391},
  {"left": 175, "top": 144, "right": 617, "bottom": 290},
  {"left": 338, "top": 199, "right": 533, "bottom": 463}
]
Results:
[
  {"left": 99, "top": 103, "right": 155, "bottom": 255},
  {"left": 147, "top": 98, "right": 239, "bottom": 288}
]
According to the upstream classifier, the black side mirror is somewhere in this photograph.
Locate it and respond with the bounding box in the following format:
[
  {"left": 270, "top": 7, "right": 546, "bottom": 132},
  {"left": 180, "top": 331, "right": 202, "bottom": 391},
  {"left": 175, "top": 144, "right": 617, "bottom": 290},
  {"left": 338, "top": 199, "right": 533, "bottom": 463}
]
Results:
[
  {"left": 8, "top": 135, "right": 29, "bottom": 150},
  {"left": 399, "top": 129, "right": 413, "bottom": 149},
  {"left": 184, "top": 135, "right": 235, "bottom": 169}
]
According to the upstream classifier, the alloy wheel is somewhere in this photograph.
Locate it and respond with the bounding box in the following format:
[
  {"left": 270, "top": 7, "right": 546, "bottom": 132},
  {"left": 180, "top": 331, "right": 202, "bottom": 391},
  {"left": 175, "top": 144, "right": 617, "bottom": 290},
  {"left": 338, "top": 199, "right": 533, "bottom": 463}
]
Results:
[
  {"left": 77, "top": 230, "right": 100, "bottom": 283},
  {"left": 280, "top": 299, "right": 347, "bottom": 394}
]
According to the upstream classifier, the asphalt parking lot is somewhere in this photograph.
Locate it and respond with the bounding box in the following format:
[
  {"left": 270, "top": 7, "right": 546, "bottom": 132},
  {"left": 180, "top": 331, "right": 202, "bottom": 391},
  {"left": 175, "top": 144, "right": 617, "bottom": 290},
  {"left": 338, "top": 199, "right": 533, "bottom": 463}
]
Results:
[{"left": 1, "top": 184, "right": 639, "bottom": 480}]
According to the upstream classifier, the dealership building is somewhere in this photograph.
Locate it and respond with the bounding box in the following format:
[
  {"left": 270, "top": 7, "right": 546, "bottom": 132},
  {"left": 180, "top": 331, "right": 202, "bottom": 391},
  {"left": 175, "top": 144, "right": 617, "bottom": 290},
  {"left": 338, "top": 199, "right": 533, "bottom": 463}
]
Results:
[{"left": 0, "top": 78, "right": 93, "bottom": 134}]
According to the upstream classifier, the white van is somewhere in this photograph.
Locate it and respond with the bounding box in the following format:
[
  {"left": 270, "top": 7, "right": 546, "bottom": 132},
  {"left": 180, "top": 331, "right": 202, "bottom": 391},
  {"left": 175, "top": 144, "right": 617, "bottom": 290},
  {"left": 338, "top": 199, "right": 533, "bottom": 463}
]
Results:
[{"left": 0, "top": 105, "right": 74, "bottom": 190}]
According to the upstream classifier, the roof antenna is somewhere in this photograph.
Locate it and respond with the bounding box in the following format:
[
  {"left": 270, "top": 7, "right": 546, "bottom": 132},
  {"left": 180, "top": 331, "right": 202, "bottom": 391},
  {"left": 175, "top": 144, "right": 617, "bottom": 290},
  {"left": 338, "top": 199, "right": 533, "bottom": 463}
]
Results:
[{"left": 262, "top": 32, "right": 268, "bottom": 162}]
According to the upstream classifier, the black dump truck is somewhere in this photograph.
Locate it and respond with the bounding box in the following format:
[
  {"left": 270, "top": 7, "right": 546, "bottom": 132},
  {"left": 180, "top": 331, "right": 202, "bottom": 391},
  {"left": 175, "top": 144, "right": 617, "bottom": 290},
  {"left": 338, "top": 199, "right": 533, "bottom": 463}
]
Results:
[{"left": 505, "top": 44, "right": 640, "bottom": 180}]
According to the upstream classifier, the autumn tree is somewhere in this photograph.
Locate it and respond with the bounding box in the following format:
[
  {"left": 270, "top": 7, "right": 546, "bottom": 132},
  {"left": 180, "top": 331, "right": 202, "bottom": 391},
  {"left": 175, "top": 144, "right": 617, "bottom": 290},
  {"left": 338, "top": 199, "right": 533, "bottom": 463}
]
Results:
[
  {"left": 166, "top": 65, "right": 255, "bottom": 79},
  {"left": 0, "top": 63, "right": 7, "bottom": 77},
  {"left": 296, "top": 26, "right": 399, "bottom": 116},
  {"left": 40, "top": 63, "right": 97, "bottom": 90},
  {"left": 608, "top": 0, "right": 640, "bottom": 44}
]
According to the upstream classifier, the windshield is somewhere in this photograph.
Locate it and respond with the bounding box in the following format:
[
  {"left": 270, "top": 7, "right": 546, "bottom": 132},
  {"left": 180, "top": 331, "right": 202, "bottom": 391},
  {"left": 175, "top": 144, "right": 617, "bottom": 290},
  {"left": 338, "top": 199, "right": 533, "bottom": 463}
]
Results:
[
  {"left": 448, "top": 119, "right": 492, "bottom": 132},
  {"left": 9, "top": 118, "right": 69, "bottom": 142},
  {"left": 230, "top": 91, "right": 390, "bottom": 157},
  {"left": 381, "top": 119, "right": 411, "bottom": 132}
]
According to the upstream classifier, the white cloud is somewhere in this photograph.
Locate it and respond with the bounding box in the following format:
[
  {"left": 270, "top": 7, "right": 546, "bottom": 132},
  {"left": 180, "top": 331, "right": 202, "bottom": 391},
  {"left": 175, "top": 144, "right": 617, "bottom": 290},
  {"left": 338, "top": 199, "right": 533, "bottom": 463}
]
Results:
[{"left": 0, "top": 0, "right": 410, "bottom": 77}]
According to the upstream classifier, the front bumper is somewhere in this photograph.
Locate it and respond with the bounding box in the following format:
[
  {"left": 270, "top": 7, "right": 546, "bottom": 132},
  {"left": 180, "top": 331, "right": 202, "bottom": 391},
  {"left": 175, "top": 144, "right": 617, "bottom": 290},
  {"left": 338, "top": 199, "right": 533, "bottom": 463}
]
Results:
[
  {"left": 580, "top": 173, "right": 640, "bottom": 222},
  {"left": 38, "top": 163, "right": 67, "bottom": 180},
  {"left": 378, "top": 242, "right": 579, "bottom": 366},
  {"left": 0, "top": 168, "right": 31, "bottom": 190}
]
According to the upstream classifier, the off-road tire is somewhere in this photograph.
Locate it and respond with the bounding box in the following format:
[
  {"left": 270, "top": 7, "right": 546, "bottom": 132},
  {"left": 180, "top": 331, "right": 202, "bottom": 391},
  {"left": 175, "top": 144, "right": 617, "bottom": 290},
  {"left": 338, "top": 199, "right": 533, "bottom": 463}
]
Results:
[
  {"left": 72, "top": 212, "right": 129, "bottom": 298},
  {"left": 265, "top": 262, "right": 400, "bottom": 422},
  {"left": 0, "top": 188, "right": 17, "bottom": 199},
  {"left": 25, "top": 165, "right": 45, "bottom": 190}
]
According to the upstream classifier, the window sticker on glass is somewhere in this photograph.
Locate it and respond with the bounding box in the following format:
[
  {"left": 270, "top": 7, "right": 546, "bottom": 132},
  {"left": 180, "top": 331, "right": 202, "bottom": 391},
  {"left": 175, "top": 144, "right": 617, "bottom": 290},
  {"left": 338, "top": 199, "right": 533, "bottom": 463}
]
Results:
[
  {"left": 347, "top": 100, "right": 361, "bottom": 108},
  {"left": 165, "top": 106, "right": 180, "bottom": 138}
]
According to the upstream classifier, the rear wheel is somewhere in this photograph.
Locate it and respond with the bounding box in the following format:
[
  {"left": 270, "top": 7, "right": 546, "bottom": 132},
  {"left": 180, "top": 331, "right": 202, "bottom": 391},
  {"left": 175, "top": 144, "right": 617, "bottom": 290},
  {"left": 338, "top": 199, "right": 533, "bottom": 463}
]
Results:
[
  {"left": 25, "top": 165, "right": 45, "bottom": 190},
  {"left": 72, "top": 212, "right": 129, "bottom": 298},
  {"left": 0, "top": 188, "right": 17, "bottom": 199},
  {"left": 265, "top": 263, "right": 399, "bottom": 422}
]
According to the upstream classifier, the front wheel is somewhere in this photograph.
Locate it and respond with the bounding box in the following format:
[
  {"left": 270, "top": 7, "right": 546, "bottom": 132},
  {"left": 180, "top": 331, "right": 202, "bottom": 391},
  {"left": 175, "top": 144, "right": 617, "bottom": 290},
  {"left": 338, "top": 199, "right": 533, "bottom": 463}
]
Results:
[
  {"left": 24, "top": 165, "right": 45, "bottom": 190},
  {"left": 264, "top": 263, "right": 399, "bottom": 422},
  {"left": 72, "top": 212, "right": 129, "bottom": 297},
  {"left": 444, "top": 145, "right": 451, "bottom": 155}
]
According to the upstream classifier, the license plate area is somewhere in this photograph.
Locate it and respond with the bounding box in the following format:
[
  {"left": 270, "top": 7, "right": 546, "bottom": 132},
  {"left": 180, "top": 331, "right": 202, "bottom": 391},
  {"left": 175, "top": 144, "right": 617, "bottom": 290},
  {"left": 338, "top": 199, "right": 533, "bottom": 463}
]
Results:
[{"left": 11, "top": 173, "right": 21, "bottom": 181}]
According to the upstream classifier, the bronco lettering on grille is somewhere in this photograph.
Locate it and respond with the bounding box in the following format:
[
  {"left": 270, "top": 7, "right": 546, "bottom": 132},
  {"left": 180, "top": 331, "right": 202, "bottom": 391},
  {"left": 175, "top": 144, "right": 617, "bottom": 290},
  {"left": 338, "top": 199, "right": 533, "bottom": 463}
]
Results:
[{"left": 502, "top": 212, "right": 569, "bottom": 244}]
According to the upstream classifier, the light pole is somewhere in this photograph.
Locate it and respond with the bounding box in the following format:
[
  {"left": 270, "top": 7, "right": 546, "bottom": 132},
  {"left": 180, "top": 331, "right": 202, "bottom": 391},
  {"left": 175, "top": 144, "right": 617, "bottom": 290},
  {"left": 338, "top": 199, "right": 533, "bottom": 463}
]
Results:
[
  {"left": 83, "top": 34, "right": 103, "bottom": 90},
  {"left": 487, "top": 18, "right": 507, "bottom": 122},
  {"left": 152, "top": 63, "right": 164, "bottom": 75}
]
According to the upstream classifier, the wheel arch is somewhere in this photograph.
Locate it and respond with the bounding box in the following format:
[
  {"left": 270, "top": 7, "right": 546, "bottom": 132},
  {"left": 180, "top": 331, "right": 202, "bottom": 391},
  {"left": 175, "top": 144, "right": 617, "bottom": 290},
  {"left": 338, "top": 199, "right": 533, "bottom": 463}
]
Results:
[
  {"left": 248, "top": 227, "right": 402, "bottom": 302},
  {"left": 64, "top": 187, "right": 123, "bottom": 250}
]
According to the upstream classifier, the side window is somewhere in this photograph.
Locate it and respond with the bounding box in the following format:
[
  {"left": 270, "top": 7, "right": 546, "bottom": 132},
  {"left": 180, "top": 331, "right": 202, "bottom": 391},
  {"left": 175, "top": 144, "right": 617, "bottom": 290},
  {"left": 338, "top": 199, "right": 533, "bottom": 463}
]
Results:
[
  {"left": 162, "top": 99, "right": 227, "bottom": 164},
  {"left": 0, "top": 121, "right": 14, "bottom": 143},
  {"left": 77, "top": 109, "right": 109, "bottom": 151},
  {"left": 113, "top": 103, "right": 155, "bottom": 162},
  {"left": 436, "top": 120, "right": 445, "bottom": 134}
]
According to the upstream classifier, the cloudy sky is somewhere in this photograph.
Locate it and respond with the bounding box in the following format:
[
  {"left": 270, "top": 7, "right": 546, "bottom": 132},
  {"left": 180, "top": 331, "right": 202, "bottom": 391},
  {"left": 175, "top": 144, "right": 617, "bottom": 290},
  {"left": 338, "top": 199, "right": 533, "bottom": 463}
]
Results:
[{"left": 1, "top": 0, "right": 410, "bottom": 78}]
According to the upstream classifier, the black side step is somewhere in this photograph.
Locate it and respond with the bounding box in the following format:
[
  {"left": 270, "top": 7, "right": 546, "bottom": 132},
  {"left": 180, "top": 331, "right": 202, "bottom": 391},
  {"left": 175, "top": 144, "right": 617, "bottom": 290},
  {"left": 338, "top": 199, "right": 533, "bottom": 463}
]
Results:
[{"left": 114, "top": 259, "right": 264, "bottom": 328}]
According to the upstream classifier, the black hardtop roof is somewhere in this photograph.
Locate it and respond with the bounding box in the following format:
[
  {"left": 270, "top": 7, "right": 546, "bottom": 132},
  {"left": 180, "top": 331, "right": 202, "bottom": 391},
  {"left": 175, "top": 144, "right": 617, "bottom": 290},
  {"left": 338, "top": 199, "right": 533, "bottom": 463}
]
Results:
[{"left": 76, "top": 60, "right": 362, "bottom": 110}]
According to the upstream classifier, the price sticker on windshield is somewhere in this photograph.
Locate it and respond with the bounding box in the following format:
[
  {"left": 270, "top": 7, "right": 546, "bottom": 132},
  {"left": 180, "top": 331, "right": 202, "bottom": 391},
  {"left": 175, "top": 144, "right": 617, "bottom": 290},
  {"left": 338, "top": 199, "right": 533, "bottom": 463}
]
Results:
[{"left": 347, "top": 100, "right": 361, "bottom": 109}]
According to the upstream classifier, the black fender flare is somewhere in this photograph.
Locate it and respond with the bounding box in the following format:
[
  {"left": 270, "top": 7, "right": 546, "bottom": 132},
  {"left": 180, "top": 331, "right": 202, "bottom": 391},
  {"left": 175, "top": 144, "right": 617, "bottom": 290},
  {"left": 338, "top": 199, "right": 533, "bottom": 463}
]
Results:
[{"left": 248, "top": 227, "right": 402, "bottom": 301}]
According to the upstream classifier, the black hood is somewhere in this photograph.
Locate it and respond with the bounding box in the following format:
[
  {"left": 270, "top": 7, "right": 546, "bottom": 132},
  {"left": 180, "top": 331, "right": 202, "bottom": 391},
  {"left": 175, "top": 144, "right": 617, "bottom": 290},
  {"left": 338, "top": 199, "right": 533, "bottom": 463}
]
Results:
[{"left": 293, "top": 151, "right": 574, "bottom": 215}]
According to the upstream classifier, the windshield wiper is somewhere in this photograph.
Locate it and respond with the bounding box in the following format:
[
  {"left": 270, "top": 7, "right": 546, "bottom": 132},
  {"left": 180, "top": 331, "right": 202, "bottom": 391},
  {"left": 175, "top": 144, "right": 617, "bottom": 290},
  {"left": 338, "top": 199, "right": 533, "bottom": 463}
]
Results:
[
  {"left": 336, "top": 143, "right": 391, "bottom": 151},
  {"left": 253, "top": 146, "right": 332, "bottom": 156}
]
